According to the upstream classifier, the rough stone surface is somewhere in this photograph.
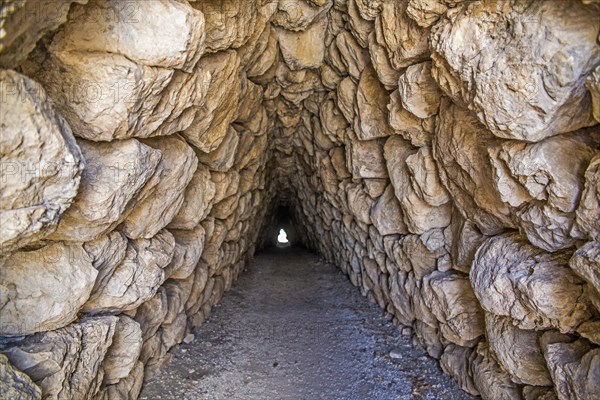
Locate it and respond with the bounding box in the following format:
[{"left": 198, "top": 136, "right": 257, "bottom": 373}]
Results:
[
  {"left": 0, "top": 70, "right": 84, "bottom": 254},
  {"left": 102, "top": 316, "right": 143, "bottom": 385},
  {"left": 471, "top": 234, "right": 592, "bottom": 333},
  {"left": 0, "top": 354, "right": 42, "bottom": 400},
  {"left": 2, "top": 0, "right": 599, "bottom": 398},
  {"left": 0, "top": 0, "right": 88, "bottom": 69},
  {"left": 48, "top": 139, "right": 162, "bottom": 241},
  {"left": 485, "top": 313, "right": 551, "bottom": 386},
  {"left": 541, "top": 334, "right": 600, "bottom": 400},
  {"left": 0, "top": 243, "right": 97, "bottom": 336},
  {"left": 1, "top": 316, "right": 118, "bottom": 400},
  {"left": 83, "top": 231, "right": 174, "bottom": 313},
  {"left": 431, "top": 0, "right": 600, "bottom": 141},
  {"left": 120, "top": 136, "right": 198, "bottom": 239}
]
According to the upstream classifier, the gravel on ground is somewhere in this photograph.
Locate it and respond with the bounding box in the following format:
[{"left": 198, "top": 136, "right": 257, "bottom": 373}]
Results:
[{"left": 140, "top": 246, "right": 475, "bottom": 400}]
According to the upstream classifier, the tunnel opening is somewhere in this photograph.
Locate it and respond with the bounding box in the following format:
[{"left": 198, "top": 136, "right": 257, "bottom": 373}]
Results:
[{"left": 0, "top": 1, "right": 599, "bottom": 399}]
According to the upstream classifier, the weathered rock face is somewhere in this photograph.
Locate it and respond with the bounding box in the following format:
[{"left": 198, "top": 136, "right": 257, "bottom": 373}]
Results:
[
  {"left": 0, "top": 353, "right": 41, "bottom": 399},
  {"left": 0, "top": 243, "right": 98, "bottom": 336},
  {"left": 1, "top": 0, "right": 599, "bottom": 399},
  {"left": 0, "top": 70, "right": 84, "bottom": 253}
]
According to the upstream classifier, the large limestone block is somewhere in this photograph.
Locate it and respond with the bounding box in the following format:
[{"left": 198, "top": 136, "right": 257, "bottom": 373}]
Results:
[
  {"left": 181, "top": 51, "right": 241, "bottom": 152},
  {"left": 541, "top": 334, "right": 600, "bottom": 400},
  {"left": 569, "top": 241, "right": 600, "bottom": 303},
  {"left": 374, "top": 0, "right": 429, "bottom": 69},
  {"left": 385, "top": 136, "right": 451, "bottom": 234},
  {"left": 0, "top": 0, "right": 87, "bottom": 69},
  {"left": 83, "top": 231, "right": 174, "bottom": 313},
  {"left": 0, "top": 243, "right": 97, "bottom": 336},
  {"left": 211, "top": 171, "right": 240, "bottom": 204},
  {"left": 405, "top": 0, "right": 450, "bottom": 28},
  {"left": 470, "top": 342, "right": 522, "bottom": 400},
  {"left": 83, "top": 231, "right": 128, "bottom": 303},
  {"left": 351, "top": 0, "right": 382, "bottom": 21},
  {"left": 101, "top": 316, "right": 142, "bottom": 385},
  {"left": 355, "top": 65, "right": 394, "bottom": 140},
  {"left": 337, "top": 77, "right": 357, "bottom": 124},
  {"left": 50, "top": 0, "right": 205, "bottom": 71},
  {"left": 120, "top": 135, "right": 198, "bottom": 239},
  {"left": 439, "top": 345, "right": 479, "bottom": 396},
  {"left": 166, "top": 225, "right": 206, "bottom": 280},
  {"left": 387, "top": 86, "right": 435, "bottom": 148},
  {"left": 368, "top": 33, "right": 400, "bottom": 90},
  {"left": 272, "top": 0, "right": 332, "bottom": 31},
  {"left": 471, "top": 234, "right": 592, "bottom": 332},
  {"left": 191, "top": 0, "right": 260, "bottom": 52},
  {"left": 370, "top": 185, "right": 408, "bottom": 236},
  {"left": 348, "top": 137, "right": 387, "bottom": 179},
  {"left": 167, "top": 164, "right": 216, "bottom": 230},
  {"left": 2, "top": 317, "right": 117, "bottom": 400},
  {"left": 236, "top": 9, "right": 275, "bottom": 72},
  {"left": 490, "top": 133, "right": 597, "bottom": 251},
  {"left": 24, "top": 49, "right": 173, "bottom": 141},
  {"left": 196, "top": 126, "right": 240, "bottom": 172},
  {"left": 48, "top": 139, "right": 161, "bottom": 241},
  {"left": 96, "top": 361, "right": 143, "bottom": 400},
  {"left": 318, "top": 98, "right": 348, "bottom": 148},
  {"left": 397, "top": 61, "right": 442, "bottom": 119},
  {"left": 134, "top": 288, "right": 168, "bottom": 341},
  {"left": 573, "top": 155, "right": 600, "bottom": 241},
  {"left": 0, "top": 70, "right": 84, "bottom": 253},
  {"left": 346, "top": 183, "right": 374, "bottom": 225},
  {"left": 335, "top": 31, "right": 370, "bottom": 80},
  {"left": 431, "top": 0, "right": 600, "bottom": 141},
  {"left": 246, "top": 26, "right": 279, "bottom": 79},
  {"left": 405, "top": 146, "right": 450, "bottom": 207},
  {"left": 433, "top": 100, "right": 513, "bottom": 235},
  {"left": 0, "top": 354, "right": 42, "bottom": 399},
  {"left": 485, "top": 313, "right": 552, "bottom": 386},
  {"left": 422, "top": 270, "right": 485, "bottom": 346},
  {"left": 446, "top": 207, "right": 487, "bottom": 273},
  {"left": 346, "top": 0, "right": 374, "bottom": 47},
  {"left": 277, "top": 14, "right": 328, "bottom": 70}
]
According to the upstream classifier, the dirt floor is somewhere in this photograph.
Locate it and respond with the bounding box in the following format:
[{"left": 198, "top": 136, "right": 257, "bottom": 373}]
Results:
[{"left": 140, "top": 246, "right": 475, "bottom": 400}]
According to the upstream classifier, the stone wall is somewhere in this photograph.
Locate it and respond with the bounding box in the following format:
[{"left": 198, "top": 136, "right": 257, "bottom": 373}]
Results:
[{"left": 1, "top": 1, "right": 599, "bottom": 399}]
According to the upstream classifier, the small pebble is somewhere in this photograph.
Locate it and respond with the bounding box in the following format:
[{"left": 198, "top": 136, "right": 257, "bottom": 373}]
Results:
[
  {"left": 389, "top": 350, "right": 402, "bottom": 359},
  {"left": 183, "top": 333, "right": 195, "bottom": 344}
]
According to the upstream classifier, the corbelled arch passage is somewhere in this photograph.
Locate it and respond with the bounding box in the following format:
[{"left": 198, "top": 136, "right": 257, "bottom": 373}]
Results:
[{"left": 1, "top": 0, "right": 599, "bottom": 399}]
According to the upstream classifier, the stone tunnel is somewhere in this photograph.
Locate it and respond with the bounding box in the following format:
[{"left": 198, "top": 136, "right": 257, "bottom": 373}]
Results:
[{"left": 1, "top": 0, "right": 599, "bottom": 399}]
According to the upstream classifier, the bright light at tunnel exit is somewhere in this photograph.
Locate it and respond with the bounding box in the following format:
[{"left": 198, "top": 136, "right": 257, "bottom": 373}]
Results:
[{"left": 277, "top": 229, "right": 288, "bottom": 244}]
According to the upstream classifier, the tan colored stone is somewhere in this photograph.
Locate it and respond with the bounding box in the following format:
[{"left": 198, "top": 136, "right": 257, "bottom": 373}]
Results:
[
  {"left": 485, "top": 313, "right": 552, "bottom": 386},
  {"left": 102, "top": 316, "right": 142, "bottom": 385},
  {"left": 120, "top": 135, "right": 198, "bottom": 239},
  {"left": 277, "top": 15, "right": 328, "bottom": 70},
  {"left": 0, "top": 242, "right": 97, "bottom": 336},
  {"left": 51, "top": 0, "right": 205, "bottom": 71},
  {"left": 2, "top": 316, "right": 118, "bottom": 400},
  {"left": 370, "top": 185, "right": 408, "bottom": 236},
  {"left": 0, "top": 70, "right": 83, "bottom": 253},
  {"left": 167, "top": 165, "right": 216, "bottom": 230},
  {"left": 49, "top": 139, "right": 161, "bottom": 241},
  {"left": 375, "top": 0, "right": 429, "bottom": 69},
  {"left": 355, "top": 65, "right": 394, "bottom": 140},
  {"left": 181, "top": 51, "right": 241, "bottom": 152},
  {"left": 471, "top": 233, "right": 592, "bottom": 333},
  {"left": 431, "top": 0, "right": 600, "bottom": 141},
  {"left": 0, "top": 0, "right": 88, "bottom": 69},
  {"left": 83, "top": 230, "right": 174, "bottom": 313},
  {"left": 422, "top": 270, "right": 485, "bottom": 346}
]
